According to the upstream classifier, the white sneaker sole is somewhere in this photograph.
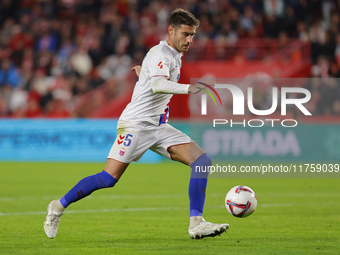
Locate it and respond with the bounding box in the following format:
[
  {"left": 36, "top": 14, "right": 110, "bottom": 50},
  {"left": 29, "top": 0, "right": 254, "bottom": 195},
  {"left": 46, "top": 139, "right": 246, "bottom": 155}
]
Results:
[{"left": 189, "top": 223, "right": 229, "bottom": 239}]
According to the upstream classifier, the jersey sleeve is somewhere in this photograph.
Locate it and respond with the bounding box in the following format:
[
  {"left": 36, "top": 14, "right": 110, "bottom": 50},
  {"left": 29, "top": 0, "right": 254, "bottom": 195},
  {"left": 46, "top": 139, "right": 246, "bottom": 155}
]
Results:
[
  {"left": 148, "top": 50, "right": 171, "bottom": 80},
  {"left": 150, "top": 77, "right": 190, "bottom": 94}
]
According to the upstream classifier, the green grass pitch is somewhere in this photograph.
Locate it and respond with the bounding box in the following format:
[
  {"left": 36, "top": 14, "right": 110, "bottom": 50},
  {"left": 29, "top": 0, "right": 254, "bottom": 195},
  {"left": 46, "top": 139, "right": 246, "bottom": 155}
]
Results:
[{"left": 0, "top": 161, "right": 339, "bottom": 255}]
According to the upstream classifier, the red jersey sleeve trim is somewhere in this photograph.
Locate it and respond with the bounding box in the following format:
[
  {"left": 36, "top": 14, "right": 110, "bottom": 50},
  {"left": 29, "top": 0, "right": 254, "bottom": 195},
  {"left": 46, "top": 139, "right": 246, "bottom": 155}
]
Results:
[{"left": 150, "top": 75, "right": 170, "bottom": 79}]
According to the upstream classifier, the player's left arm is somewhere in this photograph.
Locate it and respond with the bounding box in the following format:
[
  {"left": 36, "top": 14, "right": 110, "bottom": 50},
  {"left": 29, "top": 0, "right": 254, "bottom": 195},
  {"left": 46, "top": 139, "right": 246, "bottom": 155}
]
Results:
[
  {"left": 151, "top": 77, "right": 208, "bottom": 94},
  {"left": 147, "top": 51, "right": 207, "bottom": 94},
  {"left": 132, "top": 65, "right": 205, "bottom": 94},
  {"left": 151, "top": 77, "right": 190, "bottom": 94}
]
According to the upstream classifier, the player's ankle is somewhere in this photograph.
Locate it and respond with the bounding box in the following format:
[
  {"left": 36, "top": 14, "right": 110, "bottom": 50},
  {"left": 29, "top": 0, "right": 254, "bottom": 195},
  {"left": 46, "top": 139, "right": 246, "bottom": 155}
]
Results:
[
  {"left": 52, "top": 200, "right": 65, "bottom": 214},
  {"left": 189, "top": 216, "right": 203, "bottom": 228}
]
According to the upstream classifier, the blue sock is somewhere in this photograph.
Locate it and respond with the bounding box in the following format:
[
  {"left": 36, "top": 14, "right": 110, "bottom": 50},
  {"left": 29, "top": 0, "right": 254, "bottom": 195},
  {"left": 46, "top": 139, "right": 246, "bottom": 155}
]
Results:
[
  {"left": 189, "top": 153, "right": 211, "bottom": 217},
  {"left": 60, "top": 170, "right": 117, "bottom": 208}
]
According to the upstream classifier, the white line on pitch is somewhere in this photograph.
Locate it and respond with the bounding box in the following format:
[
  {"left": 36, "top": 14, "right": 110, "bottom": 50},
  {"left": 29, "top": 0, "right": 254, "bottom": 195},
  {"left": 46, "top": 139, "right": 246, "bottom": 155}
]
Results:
[
  {"left": 1, "top": 192, "right": 339, "bottom": 202},
  {"left": 0, "top": 203, "right": 300, "bottom": 217},
  {"left": 0, "top": 206, "right": 189, "bottom": 216},
  {"left": 4, "top": 202, "right": 338, "bottom": 217},
  {"left": 0, "top": 193, "right": 203, "bottom": 202}
]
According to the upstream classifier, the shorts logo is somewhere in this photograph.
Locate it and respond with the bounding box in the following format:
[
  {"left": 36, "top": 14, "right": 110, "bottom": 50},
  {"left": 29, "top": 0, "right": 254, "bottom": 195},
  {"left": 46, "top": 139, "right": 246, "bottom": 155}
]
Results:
[
  {"left": 117, "top": 135, "right": 125, "bottom": 145},
  {"left": 119, "top": 148, "right": 126, "bottom": 156},
  {"left": 158, "top": 61, "right": 164, "bottom": 69}
]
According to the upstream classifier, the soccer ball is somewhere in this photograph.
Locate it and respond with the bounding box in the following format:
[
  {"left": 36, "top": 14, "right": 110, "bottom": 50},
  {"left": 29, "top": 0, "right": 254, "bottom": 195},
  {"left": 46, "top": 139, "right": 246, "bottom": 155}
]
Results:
[{"left": 225, "top": 185, "right": 257, "bottom": 218}]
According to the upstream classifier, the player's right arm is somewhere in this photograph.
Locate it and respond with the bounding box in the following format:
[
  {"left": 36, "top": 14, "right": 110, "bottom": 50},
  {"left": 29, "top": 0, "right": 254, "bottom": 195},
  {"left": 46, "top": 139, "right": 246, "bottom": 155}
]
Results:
[{"left": 131, "top": 65, "right": 141, "bottom": 77}]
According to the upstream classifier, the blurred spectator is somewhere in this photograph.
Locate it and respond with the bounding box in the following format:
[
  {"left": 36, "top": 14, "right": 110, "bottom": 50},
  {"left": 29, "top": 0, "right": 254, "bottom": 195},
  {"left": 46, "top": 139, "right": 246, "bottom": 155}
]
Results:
[
  {"left": 264, "top": 0, "right": 284, "bottom": 17},
  {"left": 25, "top": 98, "right": 42, "bottom": 118},
  {"left": 0, "top": 96, "right": 9, "bottom": 116},
  {"left": 69, "top": 47, "right": 93, "bottom": 76},
  {"left": 240, "top": 6, "right": 255, "bottom": 32},
  {"left": 35, "top": 20, "right": 59, "bottom": 52},
  {"left": 9, "top": 87, "right": 28, "bottom": 114},
  {"left": 45, "top": 99, "right": 71, "bottom": 118},
  {"left": 0, "top": 59, "right": 21, "bottom": 88}
]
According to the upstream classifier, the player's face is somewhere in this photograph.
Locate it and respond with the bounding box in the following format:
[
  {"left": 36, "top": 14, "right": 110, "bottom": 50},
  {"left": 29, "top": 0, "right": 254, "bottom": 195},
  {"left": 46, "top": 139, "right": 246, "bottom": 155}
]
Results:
[{"left": 170, "top": 25, "right": 196, "bottom": 52}]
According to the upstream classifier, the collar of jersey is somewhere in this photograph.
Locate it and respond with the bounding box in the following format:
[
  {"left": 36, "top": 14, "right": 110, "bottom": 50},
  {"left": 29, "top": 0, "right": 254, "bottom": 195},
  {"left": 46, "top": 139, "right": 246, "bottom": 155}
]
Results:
[{"left": 160, "top": 41, "right": 183, "bottom": 58}]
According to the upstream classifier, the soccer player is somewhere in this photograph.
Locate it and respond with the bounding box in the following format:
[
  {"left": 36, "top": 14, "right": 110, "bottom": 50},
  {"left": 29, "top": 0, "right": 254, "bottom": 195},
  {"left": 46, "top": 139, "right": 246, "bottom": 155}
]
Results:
[{"left": 44, "top": 8, "right": 229, "bottom": 239}]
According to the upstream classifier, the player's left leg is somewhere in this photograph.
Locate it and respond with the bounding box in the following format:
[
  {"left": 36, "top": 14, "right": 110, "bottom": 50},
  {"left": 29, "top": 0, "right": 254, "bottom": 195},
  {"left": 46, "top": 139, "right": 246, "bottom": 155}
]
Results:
[
  {"left": 59, "top": 159, "right": 128, "bottom": 209},
  {"left": 44, "top": 120, "right": 149, "bottom": 238}
]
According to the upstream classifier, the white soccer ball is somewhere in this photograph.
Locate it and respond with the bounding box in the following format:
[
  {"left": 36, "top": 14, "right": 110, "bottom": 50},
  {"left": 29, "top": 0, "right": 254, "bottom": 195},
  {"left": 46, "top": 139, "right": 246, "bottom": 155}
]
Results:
[{"left": 225, "top": 185, "right": 257, "bottom": 218}]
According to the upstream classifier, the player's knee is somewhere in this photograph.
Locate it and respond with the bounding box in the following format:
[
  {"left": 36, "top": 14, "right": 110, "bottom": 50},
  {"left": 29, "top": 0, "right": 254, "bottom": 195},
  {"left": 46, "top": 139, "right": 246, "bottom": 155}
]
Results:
[
  {"left": 105, "top": 178, "right": 117, "bottom": 188},
  {"left": 204, "top": 153, "right": 212, "bottom": 167},
  {"left": 197, "top": 153, "right": 212, "bottom": 167},
  {"left": 191, "top": 153, "right": 211, "bottom": 178},
  {"left": 100, "top": 170, "right": 118, "bottom": 188}
]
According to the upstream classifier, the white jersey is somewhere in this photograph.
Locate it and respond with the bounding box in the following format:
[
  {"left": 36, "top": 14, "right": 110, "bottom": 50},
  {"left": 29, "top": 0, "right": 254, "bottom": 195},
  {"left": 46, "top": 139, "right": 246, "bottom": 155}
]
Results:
[{"left": 119, "top": 41, "right": 188, "bottom": 126}]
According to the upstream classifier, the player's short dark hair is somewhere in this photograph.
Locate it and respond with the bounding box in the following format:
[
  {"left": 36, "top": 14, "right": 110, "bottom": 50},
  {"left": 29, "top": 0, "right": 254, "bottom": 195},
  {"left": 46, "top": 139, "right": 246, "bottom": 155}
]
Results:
[{"left": 168, "top": 8, "right": 200, "bottom": 29}]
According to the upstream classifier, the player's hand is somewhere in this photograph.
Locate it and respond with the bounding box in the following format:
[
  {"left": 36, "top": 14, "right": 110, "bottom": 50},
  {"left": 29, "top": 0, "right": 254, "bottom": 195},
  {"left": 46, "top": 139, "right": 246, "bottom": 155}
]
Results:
[
  {"left": 131, "top": 65, "right": 141, "bottom": 78},
  {"left": 189, "top": 81, "right": 215, "bottom": 94},
  {"left": 189, "top": 83, "right": 205, "bottom": 94}
]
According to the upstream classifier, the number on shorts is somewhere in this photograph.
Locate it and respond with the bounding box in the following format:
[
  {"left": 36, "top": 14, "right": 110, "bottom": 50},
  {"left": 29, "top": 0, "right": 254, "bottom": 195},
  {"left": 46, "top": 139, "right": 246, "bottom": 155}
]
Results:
[{"left": 124, "top": 134, "right": 133, "bottom": 147}]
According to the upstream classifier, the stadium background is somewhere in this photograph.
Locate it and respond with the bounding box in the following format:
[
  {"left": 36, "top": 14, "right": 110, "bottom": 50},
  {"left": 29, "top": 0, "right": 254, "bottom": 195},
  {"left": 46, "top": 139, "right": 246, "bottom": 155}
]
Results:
[
  {"left": 1, "top": 0, "right": 340, "bottom": 163},
  {"left": 0, "top": 1, "right": 339, "bottom": 254}
]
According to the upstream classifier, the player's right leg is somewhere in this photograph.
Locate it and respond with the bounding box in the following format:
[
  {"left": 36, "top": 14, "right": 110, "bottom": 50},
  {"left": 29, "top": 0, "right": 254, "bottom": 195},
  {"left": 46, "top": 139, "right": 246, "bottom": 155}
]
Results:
[
  {"left": 44, "top": 159, "right": 129, "bottom": 239},
  {"left": 153, "top": 124, "right": 229, "bottom": 239},
  {"left": 167, "top": 142, "right": 229, "bottom": 239}
]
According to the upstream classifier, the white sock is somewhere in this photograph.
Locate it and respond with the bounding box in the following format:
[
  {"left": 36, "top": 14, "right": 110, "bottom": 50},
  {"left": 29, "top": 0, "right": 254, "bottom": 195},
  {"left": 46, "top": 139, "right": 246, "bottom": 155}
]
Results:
[
  {"left": 189, "top": 216, "right": 203, "bottom": 229},
  {"left": 52, "top": 200, "right": 65, "bottom": 214}
]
